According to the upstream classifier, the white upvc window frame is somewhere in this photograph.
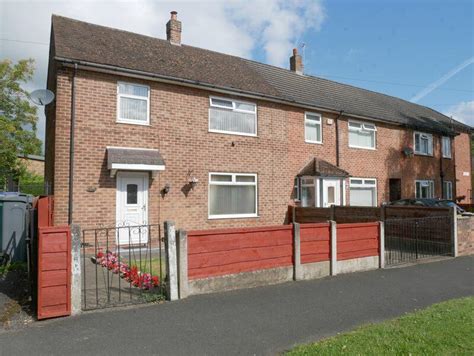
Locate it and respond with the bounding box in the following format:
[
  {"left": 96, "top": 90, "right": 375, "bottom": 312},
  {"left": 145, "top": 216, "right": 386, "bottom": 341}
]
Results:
[
  {"left": 349, "top": 177, "right": 378, "bottom": 207},
  {"left": 304, "top": 112, "right": 323, "bottom": 144},
  {"left": 348, "top": 120, "right": 377, "bottom": 150},
  {"left": 208, "top": 172, "right": 258, "bottom": 219},
  {"left": 116, "top": 82, "right": 150, "bottom": 125},
  {"left": 443, "top": 181, "right": 453, "bottom": 200},
  {"left": 415, "top": 180, "right": 435, "bottom": 198},
  {"left": 208, "top": 96, "right": 257, "bottom": 137},
  {"left": 442, "top": 136, "right": 452, "bottom": 158},
  {"left": 414, "top": 131, "right": 433, "bottom": 156}
]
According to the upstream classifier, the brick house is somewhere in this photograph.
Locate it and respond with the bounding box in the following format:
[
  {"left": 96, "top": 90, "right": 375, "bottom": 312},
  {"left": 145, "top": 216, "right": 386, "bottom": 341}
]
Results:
[{"left": 45, "top": 13, "right": 473, "bottom": 235}]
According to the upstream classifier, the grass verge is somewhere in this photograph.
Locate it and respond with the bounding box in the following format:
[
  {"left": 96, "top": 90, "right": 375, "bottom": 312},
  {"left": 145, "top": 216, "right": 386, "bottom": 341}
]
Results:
[{"left": 287, "top": 297, "right": 474, "bottom": 355}]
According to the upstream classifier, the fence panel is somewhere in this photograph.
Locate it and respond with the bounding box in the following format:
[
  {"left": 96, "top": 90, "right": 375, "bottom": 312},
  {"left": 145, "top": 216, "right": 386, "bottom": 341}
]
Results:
[
  {"left": 187, "top": 225, "right": 293, "bottom": 280},
  {"left": 37, "top": 226, "right": 71, "bottom": 320},
  {"left": 337, "top": 222, "right": 380, "bottom": 260},
  {"left": 300, "top": 223, "right": 331, "bottom": 264}
]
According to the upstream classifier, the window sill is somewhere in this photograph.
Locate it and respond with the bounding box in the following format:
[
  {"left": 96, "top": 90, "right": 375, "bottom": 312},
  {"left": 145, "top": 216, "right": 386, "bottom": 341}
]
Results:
[
  {"left": 348, "top": 145, "right": 376, "bottom": 151},
  {"left": 208, "top": 129, "right": 258, "bottom": 138},
  {"left": 116, "top": 120, "right": 151, "bottom": 127},
  {"left": 414, "top": 152, "right": 434, "bottom": 157},
  {"left": 442, "top": 156, "right": 452, "bottom": 160},
  {"left": 208, "top": 214, "right": 259, "bottom": 220},
  {"left": 305, "top": 140, "right": 323, "bottom": 145}
]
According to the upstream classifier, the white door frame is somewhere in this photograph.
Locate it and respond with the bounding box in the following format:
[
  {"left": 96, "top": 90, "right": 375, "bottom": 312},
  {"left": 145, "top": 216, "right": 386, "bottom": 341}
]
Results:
[
  {"left": 321, "top": 178, "right": 344, "bottom": 207},
  {"left": 115, "top": 171, "right": 149, "bottom": 244}
]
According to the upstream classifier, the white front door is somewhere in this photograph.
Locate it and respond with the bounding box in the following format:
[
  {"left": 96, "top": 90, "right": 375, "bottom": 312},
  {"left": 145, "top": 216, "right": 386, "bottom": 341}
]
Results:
[
  {"left": 322, "top": 179, "right": 341, "bottom": 207},
  {"left": 116, "top": 172, "right": 148, "bottom": 245}
]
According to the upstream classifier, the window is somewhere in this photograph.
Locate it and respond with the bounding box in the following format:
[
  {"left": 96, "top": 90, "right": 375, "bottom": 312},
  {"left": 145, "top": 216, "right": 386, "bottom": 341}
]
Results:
[
  {"left": 443, "top": 181, "right": 453, "bottom": 200},
  {"left": 348, "top": 121, "right": 376, "bottom": 149},
  {"left": 414, "top": 132, "right": 433, "bottom": 156},
  {"left": 415, "top": 180, "right": 434, "bottom": 198},
  {"left": 349, "top": 178, "right": 377, "bottom": 207},
  {"left": 305, "top": 113, "right": 322, "bottom": 144},
  {"left": 126, "top": 184, "right": 138, "bottom": 205},
  {"left": 442, "top": 136, "right": 452, "bottom": 158},
  {"left": 300, "top": 177, "right": 316, "bottom": 207},
  {"left": 209, "top": 173, "right": 257, "bottom": 218},
  {"left": 209, "top": 97, "right": 257, "bottom": 136},
  {"left": 117, "top": 82, "right": 150, "bottom": 124}
]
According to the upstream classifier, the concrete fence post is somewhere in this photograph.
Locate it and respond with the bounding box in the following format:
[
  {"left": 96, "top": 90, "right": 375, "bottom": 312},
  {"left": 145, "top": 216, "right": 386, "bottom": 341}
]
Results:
[
  {"left": 164, "top": 221, "right": 179, "bottom": 301},
  {"left": 379, "top": 221, "right": 385, "bottom": 268},
  {"left": 177, "top": 229, "right": 189, "bottom": 299},
  {"left": 70, "top": 224, "right": 82, "bottom": 315},
  {"left": 451, "top": 207, "right": 458, "bottom": 257},
  {"left": 330, "top": 220, "right": 337, "bottom": 276},
  {"left": 293, "top": 223, "right": 302, "bottom": 281}
]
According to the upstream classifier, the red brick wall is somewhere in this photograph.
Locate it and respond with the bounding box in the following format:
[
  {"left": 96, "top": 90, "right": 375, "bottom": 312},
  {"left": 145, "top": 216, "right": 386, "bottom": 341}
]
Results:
[
  {"left": 457, "top": 217, "right": 474, "bottom": 256},
  {"left": 187, "top": 225, "right": 293, "bottom": 279},
  {"left": 46, "top": 67, "right": 465, "bottom": 230},
  {"left": 454, "top": 133, "right": 472, "bottom": 203},
  {"left": 337, "top": 222, "right": 379, "bottom": 260}
]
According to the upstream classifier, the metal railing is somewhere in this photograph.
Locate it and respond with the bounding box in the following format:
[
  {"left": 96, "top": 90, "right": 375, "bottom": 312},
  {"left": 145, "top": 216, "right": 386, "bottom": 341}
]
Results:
[
  {"left": 81, "top": 224, "right": 166, "bottom": 310},
  {"left": 384, "top": 215, "right": 453, "bottom": 265}
]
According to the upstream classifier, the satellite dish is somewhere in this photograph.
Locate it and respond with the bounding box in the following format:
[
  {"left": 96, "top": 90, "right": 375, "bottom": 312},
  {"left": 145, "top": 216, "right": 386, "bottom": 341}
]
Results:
[{"left": 30, "top": 89, "right": 55, "bottom": 106}]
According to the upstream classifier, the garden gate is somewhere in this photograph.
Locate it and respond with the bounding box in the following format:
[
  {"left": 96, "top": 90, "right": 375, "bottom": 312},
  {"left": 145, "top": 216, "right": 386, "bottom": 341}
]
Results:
[
  {"left": 384, "top": 214, "right": 454, "bottom": 265},
  {"left": 81, "top": 224, "right": 166, "bottom": 310}
]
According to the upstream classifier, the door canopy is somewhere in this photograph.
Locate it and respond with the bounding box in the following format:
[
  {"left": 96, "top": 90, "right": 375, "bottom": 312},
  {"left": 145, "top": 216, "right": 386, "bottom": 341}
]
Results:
[
  {"left": 107, "top": 146, "right": 165, "bottom": 177},
  {"left": 297, "top": 157, "right": 349, "bottom": 177}
]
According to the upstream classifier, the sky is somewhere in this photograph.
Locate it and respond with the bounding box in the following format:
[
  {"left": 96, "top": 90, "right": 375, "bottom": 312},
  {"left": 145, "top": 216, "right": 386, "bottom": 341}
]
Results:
[{"left": 1, "top": 0, "right": 473, "bottom": 152}]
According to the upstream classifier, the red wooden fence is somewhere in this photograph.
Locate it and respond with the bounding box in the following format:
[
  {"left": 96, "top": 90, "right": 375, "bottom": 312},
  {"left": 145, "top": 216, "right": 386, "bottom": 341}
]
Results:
[
  {"left": 187, "top": 225, "right": 293, "bottom": 280},
  {"left": 36, "top": 195, "right": 71, "bottom": 320},
  {"left": 337, "top": 222, "right": 379, "bottom": 261},
  {"left": 37, "top": 226, "right": 71, "bottom": 320},
  {"left": 300, "top": 223, "right": 331, "bottom": 264}
]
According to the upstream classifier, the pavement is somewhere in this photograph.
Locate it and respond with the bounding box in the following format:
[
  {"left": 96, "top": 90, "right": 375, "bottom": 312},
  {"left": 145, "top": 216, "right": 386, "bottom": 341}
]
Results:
[{"left": 1, "top": 256, "right": 473, "bottom": 356}]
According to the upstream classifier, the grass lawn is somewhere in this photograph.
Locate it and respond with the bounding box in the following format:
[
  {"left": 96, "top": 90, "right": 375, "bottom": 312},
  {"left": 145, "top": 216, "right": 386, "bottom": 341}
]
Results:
[
  {"left": 128, "top": 257, "right": 165, "bottom": 277},
  {"left": 287, "top": 297, "right": 474, "bottom": 355}
]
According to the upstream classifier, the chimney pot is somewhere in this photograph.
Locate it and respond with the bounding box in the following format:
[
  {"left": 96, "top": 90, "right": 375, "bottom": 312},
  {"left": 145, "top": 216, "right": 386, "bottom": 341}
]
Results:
[
  {"left": 166, "top": 10, "right": 182, "bottom": 45},
  {"left": 293, "top": 48, "right": 298, "bottom": 55}
]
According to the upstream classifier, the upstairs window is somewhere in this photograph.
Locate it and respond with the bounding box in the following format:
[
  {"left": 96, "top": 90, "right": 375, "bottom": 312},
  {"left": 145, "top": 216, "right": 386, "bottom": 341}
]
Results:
[
  {"left": 414, "top": 132, "right": 433, "bottom": 156},
  {"left": 348, "top": 121, "right": 376, "bottom": 149},
  {"left": 305, "top": 113, "right": 322, "bottom": 144},
  {"left": 442, "top": 136, "right": 452, "bottom": 158},
  {"left": 415, "top": 180, "right": 434, "bottom": 198},
  {"left": 117, "top": 82, "right": 150, "bottom": 125},
  {"left": 209, "top": 97, "right": 257, "bottom": 136}
]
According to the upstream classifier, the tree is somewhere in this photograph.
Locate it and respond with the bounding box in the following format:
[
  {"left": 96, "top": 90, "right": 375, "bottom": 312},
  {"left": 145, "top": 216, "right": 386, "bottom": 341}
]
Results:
[{"left": 0, "top": 59, "right": 42, "bottom": 188}]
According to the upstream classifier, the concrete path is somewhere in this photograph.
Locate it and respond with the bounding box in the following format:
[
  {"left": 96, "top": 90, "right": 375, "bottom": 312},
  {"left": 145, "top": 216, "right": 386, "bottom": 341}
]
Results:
[{"left": 1, "top": 256, "right": 473, "bottom": 355}]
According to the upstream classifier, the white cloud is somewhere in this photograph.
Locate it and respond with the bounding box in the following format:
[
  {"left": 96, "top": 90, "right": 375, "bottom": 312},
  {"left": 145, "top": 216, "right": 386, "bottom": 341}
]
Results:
[
  {"left": 0, "top": 0, "right": 326, "bottom": 150},
  {"left": 445, "top": 101, "right": 474, "bottom": 127}
]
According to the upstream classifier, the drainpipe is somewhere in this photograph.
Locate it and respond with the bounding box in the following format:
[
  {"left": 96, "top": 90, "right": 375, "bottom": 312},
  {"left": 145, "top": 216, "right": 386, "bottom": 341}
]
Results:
[
  {"left": 440, "top": 135, "right": 444, "bottom": 199},
  {"left": 335, "top": 110, "right": 344, "bottom": 167},
  {"left": 68, "top": 63, "right": 78, "bottom": 225}
]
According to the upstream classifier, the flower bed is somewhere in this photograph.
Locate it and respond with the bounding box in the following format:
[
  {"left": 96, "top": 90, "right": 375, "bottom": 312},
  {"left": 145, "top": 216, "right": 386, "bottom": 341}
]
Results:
[{"left": 91, "top": 249, "right": 160, "bottom": 290}]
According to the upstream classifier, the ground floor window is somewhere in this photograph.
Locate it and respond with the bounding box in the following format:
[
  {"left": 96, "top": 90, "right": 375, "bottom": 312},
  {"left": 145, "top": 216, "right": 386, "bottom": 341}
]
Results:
[
  {"left": 209, "top": 173, "right": 257, "bottom": 219},
  {"left": 349, "top": 178, "right": 377, "bottom": 206},
  {"left": 443, "top": 181, "right": 453, "bottom": 200},
  {"left": 415, "top": 180, "right": 434, "bottom": 199},
  {"left": 300, "top": 177, "right": 316, "bottom": 207}
]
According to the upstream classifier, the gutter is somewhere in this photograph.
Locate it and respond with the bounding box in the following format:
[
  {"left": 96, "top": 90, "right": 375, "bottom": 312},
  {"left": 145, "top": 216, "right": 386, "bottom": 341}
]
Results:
[
  {"left": 55, "top": 57, "right": 457, "bottom": 136},
  {"left": 68, "top": 63, "right": 77, "bottom": 225}
]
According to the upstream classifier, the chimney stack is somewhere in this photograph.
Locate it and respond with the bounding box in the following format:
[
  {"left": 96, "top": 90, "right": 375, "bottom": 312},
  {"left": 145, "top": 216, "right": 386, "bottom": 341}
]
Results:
[
  {"left": 166, "top": 11, "right": 182, "bottom": 45},
  {"left": 290, "top": 48, "right": 303, "bottom": 75}
]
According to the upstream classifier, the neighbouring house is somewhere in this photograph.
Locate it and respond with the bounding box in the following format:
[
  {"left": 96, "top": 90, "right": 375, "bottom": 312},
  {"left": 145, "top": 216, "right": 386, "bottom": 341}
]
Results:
[
  {"left": 18, "top": 154, "right": 45, "bottom": 177},
  {"left": 45, "top": 12, "right": 473, "bottom": 233}
]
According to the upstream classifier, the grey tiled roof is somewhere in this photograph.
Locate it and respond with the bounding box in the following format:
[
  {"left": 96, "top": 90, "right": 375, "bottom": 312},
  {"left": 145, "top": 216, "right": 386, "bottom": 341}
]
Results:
[
  {"left": 107, "top": 147, "right": 165, "bottom": 167},
  {"left": 51, "top": 15, "right": 471, "bottom": 135},
  {"left": 297, "top": 158, "right": 349, "bottom": 177}
]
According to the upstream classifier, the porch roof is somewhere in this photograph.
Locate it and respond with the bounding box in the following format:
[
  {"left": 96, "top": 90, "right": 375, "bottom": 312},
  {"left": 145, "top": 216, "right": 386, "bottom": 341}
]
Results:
[
  {"left": 297, "top": 158, "right": 349, "bottom": 178},
  {"left": 107, "top": 146, "right": 165, "bottom": 177}
]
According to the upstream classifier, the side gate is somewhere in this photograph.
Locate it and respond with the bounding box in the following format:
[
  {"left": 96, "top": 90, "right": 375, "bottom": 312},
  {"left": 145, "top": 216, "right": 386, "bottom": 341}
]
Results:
[
  {"left": 384, "top": 214, "right": 454, "bottom": 266},
  {"left": 37, "top": 226, "right": 71, "bottom": 319}
]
